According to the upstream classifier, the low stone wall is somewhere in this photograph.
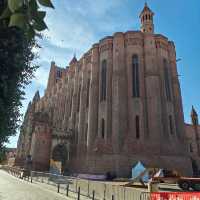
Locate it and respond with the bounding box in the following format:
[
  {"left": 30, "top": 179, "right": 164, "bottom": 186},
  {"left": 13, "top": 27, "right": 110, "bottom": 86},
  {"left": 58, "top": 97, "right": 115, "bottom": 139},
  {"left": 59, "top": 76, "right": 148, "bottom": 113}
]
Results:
[{"left": 69, "top": 153, "right": 193, "bottom": 177}]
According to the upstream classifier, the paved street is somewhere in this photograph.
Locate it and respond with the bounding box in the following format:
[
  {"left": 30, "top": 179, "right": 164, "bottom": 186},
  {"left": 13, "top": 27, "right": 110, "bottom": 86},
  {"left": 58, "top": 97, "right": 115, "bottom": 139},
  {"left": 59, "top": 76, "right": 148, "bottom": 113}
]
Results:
[{"left": 0, "top": 170, "right": 73, "bottom": 200}]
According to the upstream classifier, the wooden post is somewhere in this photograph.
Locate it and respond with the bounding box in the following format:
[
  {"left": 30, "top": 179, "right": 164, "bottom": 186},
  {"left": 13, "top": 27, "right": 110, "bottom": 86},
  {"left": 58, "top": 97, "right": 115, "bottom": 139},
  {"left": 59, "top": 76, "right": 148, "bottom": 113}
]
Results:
[
  {"left": 76, "top": 179, "right": 78, "bottom": 192},
  {"left": 31, "top": 172, "right": 33, "bottom": 183},
  {"left": 57, "top": 183, "right": 60, "bottom": 193},
  {"left": 103, "top": 189, "right": 106, "bottom": 200},
  {"left": 77, "top": 187, "right": 80, "bottom": 200},
  {"left": 112, "top": 194, "right": 114, "bottom": 200},
  {"left": 92, "top": 190, "right": 95, "bottom": 200},
  {"left": 87, "top": 180, "right": 90, "bottom": 197},
  {"left": 103, "top": 184, "right": 107, "bottom": 200},
  {"left": 66, "top": 184, "right": 69, "bottom": 196}
]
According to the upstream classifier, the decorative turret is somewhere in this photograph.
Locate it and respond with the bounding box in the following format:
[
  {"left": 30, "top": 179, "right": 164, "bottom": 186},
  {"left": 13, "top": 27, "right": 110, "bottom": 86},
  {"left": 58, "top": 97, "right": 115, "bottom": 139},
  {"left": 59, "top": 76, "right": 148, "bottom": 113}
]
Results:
[
  {"left": 139, "top": 2, "right": 154, "bottom": 33},
  {"left": 33, "top": 90, "right": 40, "bottom": 103},
  {"left": 69, "top": 54, "right": 78, "bottom": 65},
  {"left": 191, "top": 106, "right": 199, "bottom": 126}
]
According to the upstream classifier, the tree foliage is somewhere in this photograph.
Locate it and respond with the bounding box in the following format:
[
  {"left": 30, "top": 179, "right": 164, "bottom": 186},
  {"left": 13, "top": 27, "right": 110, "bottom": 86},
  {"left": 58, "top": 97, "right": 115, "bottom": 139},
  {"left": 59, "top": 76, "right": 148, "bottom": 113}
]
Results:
[
  {"left": 1, "top": 0, "right": 54, "bottom": 39},
  {"left": 0, "top": 147, "right": 6, "bottom": 163},
  {"left": 0, "top": 0, "right": 54, "bottom": 150}
]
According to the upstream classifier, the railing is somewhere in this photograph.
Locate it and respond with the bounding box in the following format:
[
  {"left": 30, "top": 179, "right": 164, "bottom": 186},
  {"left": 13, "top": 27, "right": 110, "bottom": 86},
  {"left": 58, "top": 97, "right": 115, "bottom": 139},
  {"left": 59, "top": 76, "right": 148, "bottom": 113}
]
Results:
[
  {"left": 1, "top": 165, "right": 27, "bottom": 179},
  {"left": 1, "top": 166, "right": 147, "bottom": 200},
  {"left": 30, "top": 171, "right": 146, "bottom": 200},
  {"left": 4, "top": 167, "right": 200, "bottom": 200}
]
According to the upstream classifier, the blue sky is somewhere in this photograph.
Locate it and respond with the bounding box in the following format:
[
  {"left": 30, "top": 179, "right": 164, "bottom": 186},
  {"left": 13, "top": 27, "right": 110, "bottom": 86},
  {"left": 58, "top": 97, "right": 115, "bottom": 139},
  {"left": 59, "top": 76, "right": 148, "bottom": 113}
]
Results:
[{"left": 7, "top": 0, "right": 200, "bottom": 147}]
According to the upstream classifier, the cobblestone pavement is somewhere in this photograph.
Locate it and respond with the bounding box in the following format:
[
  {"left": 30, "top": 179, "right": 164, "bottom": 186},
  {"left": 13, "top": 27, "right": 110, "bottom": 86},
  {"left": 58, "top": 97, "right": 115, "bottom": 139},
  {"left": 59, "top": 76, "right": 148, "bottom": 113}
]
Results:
[{"left": 0, "top": 170, "right": 79, "bottom": 200}]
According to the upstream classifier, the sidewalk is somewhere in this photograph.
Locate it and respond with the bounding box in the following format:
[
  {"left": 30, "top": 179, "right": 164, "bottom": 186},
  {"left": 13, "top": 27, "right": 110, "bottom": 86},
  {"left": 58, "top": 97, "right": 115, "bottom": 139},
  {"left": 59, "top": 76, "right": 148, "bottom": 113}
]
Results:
[{"left": 0, "top": 169, "right": 91, "bottom": 200}]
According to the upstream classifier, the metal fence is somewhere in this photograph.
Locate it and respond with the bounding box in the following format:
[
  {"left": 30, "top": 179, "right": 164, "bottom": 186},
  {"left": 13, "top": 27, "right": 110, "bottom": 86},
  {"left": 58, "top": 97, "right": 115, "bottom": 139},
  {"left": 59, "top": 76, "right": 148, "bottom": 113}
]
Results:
[
  {"left": 31, "top": 171, "right": 148, "bottom": 200},
  {"left": 3, "top": 167, "right": 200, "bottom": 200},
  {"left": 1, "top": 166, "right": 152, "bottom": 200},
  {"left": 2, "top": 165, "right": 24, "bottom": 178}
]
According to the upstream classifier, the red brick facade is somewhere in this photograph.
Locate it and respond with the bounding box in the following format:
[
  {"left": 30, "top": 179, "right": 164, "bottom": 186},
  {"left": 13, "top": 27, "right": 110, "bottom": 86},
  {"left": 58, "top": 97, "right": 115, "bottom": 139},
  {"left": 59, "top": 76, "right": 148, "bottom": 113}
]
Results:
[{"left": 16, "top": 3, "right": 199, "bottom": 177}]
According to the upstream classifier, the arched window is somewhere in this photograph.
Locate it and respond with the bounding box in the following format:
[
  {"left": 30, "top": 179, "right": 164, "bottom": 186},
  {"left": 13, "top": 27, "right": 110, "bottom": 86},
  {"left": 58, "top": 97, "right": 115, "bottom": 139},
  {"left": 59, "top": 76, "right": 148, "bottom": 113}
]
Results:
[
  {"left": 164, "top": 59, "right": 171, "bottom": 101},
  {"left": 86, "top": 79, "right": 90, "bottom": 108},
  {"left": 132, "top": 55, "right": 140, "bottom": 97},
  {"left": 136, "top": 116, "right": 140, "bottom": 139},
  {"left": 101, "top": 118, "right": 105, "bottom": 139},
  {"left": 169, "top": 115, "right": 174, "bottom": 135},
  {"left": 100, "top": 60, "right": 107, "bottom": 101}
]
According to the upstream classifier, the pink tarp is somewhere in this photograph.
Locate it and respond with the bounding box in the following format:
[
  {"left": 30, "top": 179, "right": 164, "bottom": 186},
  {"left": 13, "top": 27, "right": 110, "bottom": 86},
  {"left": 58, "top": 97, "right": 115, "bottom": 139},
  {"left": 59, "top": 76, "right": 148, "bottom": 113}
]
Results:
[{"left": 151, "top": 192, "right": 200, "bottom": 200}]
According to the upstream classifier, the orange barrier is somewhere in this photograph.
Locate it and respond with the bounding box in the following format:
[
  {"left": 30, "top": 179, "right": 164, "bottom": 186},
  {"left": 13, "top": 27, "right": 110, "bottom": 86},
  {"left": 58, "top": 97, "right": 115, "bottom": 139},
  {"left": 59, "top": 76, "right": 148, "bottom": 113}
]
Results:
[{"left": 151, "top": 192, "right": 200, "bottom": 200}]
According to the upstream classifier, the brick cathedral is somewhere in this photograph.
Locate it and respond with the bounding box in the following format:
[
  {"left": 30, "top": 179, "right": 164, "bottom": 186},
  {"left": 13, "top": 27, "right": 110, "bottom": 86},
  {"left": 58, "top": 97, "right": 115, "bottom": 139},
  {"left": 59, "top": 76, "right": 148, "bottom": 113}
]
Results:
[{"left": 16, "top": 3, "right": 200, "bottom": 177}]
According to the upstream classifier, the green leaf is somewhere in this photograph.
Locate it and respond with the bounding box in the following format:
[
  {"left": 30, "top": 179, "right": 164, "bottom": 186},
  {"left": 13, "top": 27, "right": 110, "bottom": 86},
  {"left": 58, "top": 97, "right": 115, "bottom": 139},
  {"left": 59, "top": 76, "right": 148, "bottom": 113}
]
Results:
[
  {"left": 28, "top": 0, "right": 39, "bottom": 16},
  {"left": 37, "top": 0, "right": 54, "bottom": 8},
  {"left": 37, "top": 11, "right": 46, "bottom": 20},
  {"left": 27, "top": 26, "right": 36, "bottom": 40},
  {"left": 8, "top": 0, "right": 23, "bottom": 13},
  {"left": 31, "top": 11, "right": 46, "bottom": 21},
  {"left": 0, "top": 7, "right": 12, "bottom": 19},
  {"left": 9, "top": 13, "right": 27, "bottom": 30},
  {"left": 33, "top": 19, "right": 48, "bottom": 31},
  {"left": 29, "top": 0, "right": 39, "bottom": 11}
]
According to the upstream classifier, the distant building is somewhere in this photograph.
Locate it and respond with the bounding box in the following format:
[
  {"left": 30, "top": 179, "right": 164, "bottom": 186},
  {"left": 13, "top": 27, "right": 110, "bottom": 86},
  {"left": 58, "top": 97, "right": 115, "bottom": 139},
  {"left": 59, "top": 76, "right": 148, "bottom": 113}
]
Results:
[
  {"left": 6, "top": 148, "right": 16, "bottom": 166},
  {"left": 16, "top": 3, "right": 199, "bottom": 177}
]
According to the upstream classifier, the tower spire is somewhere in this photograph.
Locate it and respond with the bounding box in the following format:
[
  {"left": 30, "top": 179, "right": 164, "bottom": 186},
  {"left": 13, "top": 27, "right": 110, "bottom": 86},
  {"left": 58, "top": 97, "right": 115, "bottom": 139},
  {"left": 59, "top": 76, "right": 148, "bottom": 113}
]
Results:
[
  {"left": 69, "top": 54, "right": 78, "bottom": 65},
  {"left": 191, "top": 105, "right": 199, "bottom": 126},
  {"left": 139, "top": 3, "right": 154, "bottom": 33}
]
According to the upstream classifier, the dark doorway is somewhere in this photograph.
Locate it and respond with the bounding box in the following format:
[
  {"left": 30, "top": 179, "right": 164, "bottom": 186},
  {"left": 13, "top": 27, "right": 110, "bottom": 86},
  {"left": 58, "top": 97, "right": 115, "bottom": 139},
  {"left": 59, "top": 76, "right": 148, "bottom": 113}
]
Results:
[{"left": 52, "top": 144, "right": 68, "bottom": 172}]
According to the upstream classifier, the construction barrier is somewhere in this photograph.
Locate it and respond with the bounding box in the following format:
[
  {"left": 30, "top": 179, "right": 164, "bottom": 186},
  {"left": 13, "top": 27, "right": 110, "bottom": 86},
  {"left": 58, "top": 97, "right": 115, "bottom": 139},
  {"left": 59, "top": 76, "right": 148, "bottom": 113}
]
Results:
[{"left": 151, "top": 192, "right": 200, "bottom": 200}]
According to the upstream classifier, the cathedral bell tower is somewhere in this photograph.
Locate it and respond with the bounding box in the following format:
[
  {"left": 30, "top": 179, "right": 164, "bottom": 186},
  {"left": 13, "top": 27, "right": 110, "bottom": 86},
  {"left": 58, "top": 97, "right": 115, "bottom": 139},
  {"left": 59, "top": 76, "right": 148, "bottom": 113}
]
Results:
[
  {"left": 191, "top": 106, "right": 199, "bottom": 126},
  {"left": 140, "top": 2, "right": 154, "bottom": 33},
  {"left": 191, "top": 106, "right": 200, "bottom": 156}
]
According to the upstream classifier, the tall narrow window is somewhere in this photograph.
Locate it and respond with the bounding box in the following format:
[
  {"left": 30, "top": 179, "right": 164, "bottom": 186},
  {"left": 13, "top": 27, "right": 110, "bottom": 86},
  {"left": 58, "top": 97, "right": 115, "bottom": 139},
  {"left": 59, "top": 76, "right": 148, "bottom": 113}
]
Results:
[
  {"left": 101, "top": 118, "right": 105, "bottom": 139},
  {"left": 190, "top": 143, "right": 193, "bottom": 153},
  {"left": 164, "top": 59, "right": 171, "bottom": 101},
  {"left": 132, "top": 55, "right": 140, "bottom": 97},
  {"left": 56, "top": 70, "right": 62, "bottom": 78},
  {"left": 85, "top": 123, "right": 88, "bottom": 143},
  {"left": 169, "top": 115, "right": 174, "bottom": 135},
  {"left": 77, "top": 85, "right": 81, "bottom": 112},
  {"left": 136, "top": 115, "right": 140, "bottom": 139},
  {"left": 69, "top": 89, "right": 73, "bottom": 116},
  {"left": 100, "top": 60, "right": 107, "bottom": 101},
  {"left": 86, "top": 79, "right": 90, "bottom": 108}
]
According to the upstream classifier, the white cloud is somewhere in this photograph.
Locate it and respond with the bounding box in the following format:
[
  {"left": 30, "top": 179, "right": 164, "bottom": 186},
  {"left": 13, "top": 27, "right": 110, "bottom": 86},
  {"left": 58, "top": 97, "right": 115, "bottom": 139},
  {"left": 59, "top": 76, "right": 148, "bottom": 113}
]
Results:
[
  {"left": 41, "top": 0, "right": 130, "bottom": 64},
  {"left": 34, "top": 61, "right": 49, "bottom": 87}
]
